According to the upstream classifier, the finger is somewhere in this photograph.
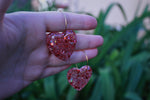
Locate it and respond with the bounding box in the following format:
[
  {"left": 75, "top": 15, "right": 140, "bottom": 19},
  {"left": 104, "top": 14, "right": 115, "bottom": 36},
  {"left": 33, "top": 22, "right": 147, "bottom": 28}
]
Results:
[
  {"left": 40, "top": 65, "right": 71, "bottom": 78},
  {"left": 0, "top": 0, "right": 12, "bottom": 22},
  {"left": 45, "top": 12, "right": 97, "bottom": 31},
  {"left": 23, "top": 11, "right": 97, "bottom": 32},
  {"left": 76, "top": 34, "right": 103, "bottom": 50},
  {"left": 48, "top": 48, "right": 98, "bottom": 67}
]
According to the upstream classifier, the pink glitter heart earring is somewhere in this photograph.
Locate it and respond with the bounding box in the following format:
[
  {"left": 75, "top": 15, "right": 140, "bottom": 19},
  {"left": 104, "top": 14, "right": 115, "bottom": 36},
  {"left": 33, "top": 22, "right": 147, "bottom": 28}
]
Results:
[
  {"left": 67, "top": 51, "right": 92, "bottom": 91},
  {"left": 46, "top": 9, "right": 77, "bottom": 61}
]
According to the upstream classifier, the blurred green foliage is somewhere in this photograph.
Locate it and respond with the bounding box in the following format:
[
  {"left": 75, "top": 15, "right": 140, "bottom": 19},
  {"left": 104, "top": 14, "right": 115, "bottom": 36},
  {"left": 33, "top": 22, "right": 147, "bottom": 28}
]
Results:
[
  {"left": 7, "top": 1, "right": 150, "bottom": 100},
  {"left": 7, "top": 0, "right": 31, "bottom": 12}
]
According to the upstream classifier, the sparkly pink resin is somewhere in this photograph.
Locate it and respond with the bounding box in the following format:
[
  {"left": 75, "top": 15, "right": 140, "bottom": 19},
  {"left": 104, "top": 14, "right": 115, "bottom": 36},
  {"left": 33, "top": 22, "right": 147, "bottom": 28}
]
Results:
[
  {"left": 46, "top": 30, "right": 77, "bottom": 61},
  {"left": 67, "top": 65, "right": 92, "bottom": 91}
]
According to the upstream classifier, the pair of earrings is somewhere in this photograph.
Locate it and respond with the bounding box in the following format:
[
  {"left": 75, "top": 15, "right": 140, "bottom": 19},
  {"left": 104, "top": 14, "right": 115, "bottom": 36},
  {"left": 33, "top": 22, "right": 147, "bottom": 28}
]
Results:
[{"left": 46, "top": 10, "right": 92, "bottom": 91}]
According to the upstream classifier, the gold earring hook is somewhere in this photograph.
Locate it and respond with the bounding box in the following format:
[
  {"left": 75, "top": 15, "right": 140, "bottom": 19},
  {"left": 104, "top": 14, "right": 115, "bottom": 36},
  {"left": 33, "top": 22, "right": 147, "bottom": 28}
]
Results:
[
  {"left": 76, "top": 64, "right": 78, "bottom": 68},
  {"left": 75, "top": 51, "right": 88, "bottom": 68},
  {"left": 57, "top": 8, "right": 68, "bottom": 30},
  {"left": 83, "top": 51, "right": 88, "bottom": 65}
]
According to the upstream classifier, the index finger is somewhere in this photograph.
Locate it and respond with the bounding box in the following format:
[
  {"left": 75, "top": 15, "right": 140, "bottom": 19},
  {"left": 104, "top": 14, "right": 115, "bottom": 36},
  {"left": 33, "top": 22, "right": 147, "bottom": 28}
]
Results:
[
  {"left": 22, "top": 11, "right": 97, "bottom": 32},
  {"left": 45, "top": 12, "right": 97, "bottom": 32}
]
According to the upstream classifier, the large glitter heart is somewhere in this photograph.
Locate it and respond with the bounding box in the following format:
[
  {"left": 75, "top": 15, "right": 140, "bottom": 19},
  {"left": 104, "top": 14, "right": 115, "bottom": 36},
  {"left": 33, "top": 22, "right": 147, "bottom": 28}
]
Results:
[
  {"left": 67, "top": 65, "right": 92, "bottom": 91},
  {"left": 46, "top": 30, "right": 77, "bottom": 61}
]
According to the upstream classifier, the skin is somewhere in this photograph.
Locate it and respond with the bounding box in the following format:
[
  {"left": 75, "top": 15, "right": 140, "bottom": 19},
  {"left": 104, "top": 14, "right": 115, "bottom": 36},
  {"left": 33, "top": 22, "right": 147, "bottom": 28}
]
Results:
[{"left": 0, "top": 0, "right": 103, "bottom": 99}]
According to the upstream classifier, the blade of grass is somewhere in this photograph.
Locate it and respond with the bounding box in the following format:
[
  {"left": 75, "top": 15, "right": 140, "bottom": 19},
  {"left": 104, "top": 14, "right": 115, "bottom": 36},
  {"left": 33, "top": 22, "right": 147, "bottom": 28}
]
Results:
[
  {"left": 125, "top": 92, "right": 142, "bottom": 100},
  {"left": 56, "top": 69, "right": 68, "bottom": 96},
  {"left": 92, "top": 11, "right": 150, "bottom": 67},
  {"left": 134, "top": 0, "right": 143, "bottom": 17},
  {"left": 127, "top": 63, "right": 143, "bottom": 92},
  {"left": 94, "top": 10, "right": 105, "bottom": 35},
  {"left": 94, "top": 3, "right": 127, "bottom": 35},
  {"left": 67, "top": 88, "right": 77, "bottom": 100},
  {"left": 100, "top": 68, "right": 115, "bottom": 100},
  {"left": 103, "top": 3, "right": 128, "bottom": 23},
  {"left": 89, "top": 73, "right": 102, "bottom": 100},
  {"left": 44, "top": 76, "right": 58, "bottom": 100},
  {"left": 121, "top": 24, "right": 140, "bottom": 72},
  {"left": 80, "top": 75, "right": 96, "bottom": 99},
  {"left": 142, "top": 4, "right": 149, "bottom": 15}
]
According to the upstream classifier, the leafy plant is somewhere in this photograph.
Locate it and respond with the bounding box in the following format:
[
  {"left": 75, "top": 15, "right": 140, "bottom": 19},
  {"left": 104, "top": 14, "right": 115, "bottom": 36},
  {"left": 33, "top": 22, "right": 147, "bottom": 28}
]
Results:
[{"left": 7, "top": 0, "right": 31, "bottom": 12}]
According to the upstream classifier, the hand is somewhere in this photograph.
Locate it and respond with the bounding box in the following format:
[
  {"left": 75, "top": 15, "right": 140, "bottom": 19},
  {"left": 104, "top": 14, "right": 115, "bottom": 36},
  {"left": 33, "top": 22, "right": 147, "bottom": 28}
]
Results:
[{"left": 0, "top": 1, "right": 103, "bottom": 99}]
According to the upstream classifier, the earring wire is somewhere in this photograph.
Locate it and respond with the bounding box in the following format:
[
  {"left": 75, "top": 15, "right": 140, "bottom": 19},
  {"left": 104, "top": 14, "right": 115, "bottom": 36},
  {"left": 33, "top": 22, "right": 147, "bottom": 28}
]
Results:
[
  {"left": 57, "top": 8, "right": 68, "bottom": 30},
  {"left": 83, "top": 51, "right": 88, "bottom": 65}
]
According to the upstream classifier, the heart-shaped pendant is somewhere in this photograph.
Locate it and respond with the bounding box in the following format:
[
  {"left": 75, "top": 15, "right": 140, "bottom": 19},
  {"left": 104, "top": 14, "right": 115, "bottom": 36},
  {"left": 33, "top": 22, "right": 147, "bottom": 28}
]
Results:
[
  {"left": 67, "top": 65, "right": 92, "bottom": 91},
  {"left": 46, "top": 30, "right": 77, "bottom": 61}
]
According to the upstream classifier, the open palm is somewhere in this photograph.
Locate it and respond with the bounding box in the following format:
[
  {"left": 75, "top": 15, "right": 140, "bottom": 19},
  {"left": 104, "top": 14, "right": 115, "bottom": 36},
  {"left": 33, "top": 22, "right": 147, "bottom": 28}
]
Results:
[{"left": 0, "top": 1, "right": 103, "bottom": 99}]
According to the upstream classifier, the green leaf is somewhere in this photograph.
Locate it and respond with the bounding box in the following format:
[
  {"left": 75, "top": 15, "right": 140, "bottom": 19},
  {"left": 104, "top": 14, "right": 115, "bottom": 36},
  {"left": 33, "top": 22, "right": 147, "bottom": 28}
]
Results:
[
  {"left": 56, "top": 70, "right": 68, "bottom": 96},
  {"left": 44, "top": 76, "right": 58, "bottom": 100},
  {"left": 121, "top": 24, "right": 139, "bottom": 71},
  {"left": 123, "top": 51, "right": 150, "bottom": 75},
  {"left": 67, "top": 87, "right": 77, "bottom": 100},
  {"left": 131, "top": 51, "right": 150, "bottom": 63},
  {"left": 94, "top": 10, "right": 105, "bottom": 35},
  {"left": 89, "top": 74, "right": 102, "bottom": 100},
  {"left": 142, "top": 4, "right": 149, "bottom": 15},
  {"left": 81, "top": 74, "right": 96, "bottom": 99},
  {"left": 125, "top": 92, "right": 142, "bottom": 100},
  {"left": 103, "top": 3, "right": 128, "bottom": 23},
  {"left": 94, "top": 3, "right": 127, "bottom": 35},
  {"left": 134, "top": 0, "right": 143, "bottom": 17},
  {"left": 92, "top": 11, "right": 150, "bottom": 67},
  {"left": 111, "top": 65, "right": 121, "bottom": 89},
  {"left": 100, "top": 68, "right": 115, "bottom": 100},
  {"left": 109, "top": 49, "right": 119, "bottom": 60},
  {"left": 127, "top": 63, "right": 143, "bottom": 91}
]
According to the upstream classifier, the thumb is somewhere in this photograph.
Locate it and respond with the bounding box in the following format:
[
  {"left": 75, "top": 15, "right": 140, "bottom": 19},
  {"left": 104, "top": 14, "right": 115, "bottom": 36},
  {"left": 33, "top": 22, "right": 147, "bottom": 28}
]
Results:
[{"left": 0, "top": 0, "right": 12, "bottom": 22}]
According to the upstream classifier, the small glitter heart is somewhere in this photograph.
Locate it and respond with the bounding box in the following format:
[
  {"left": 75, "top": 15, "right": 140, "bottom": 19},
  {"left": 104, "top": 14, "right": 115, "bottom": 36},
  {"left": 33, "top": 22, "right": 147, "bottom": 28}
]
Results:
[
  {"left": 67, "top": 65, "right": 92, "bottom": 91},
  {"left": 46, "top": 30, "right": 77, "bottom": 61}
]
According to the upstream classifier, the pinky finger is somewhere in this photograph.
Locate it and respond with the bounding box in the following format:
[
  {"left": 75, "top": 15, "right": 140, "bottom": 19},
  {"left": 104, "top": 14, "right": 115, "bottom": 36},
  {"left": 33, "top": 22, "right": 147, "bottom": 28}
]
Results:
[{"left": 40, "top": 65, "right": 71, "bottom": 79}]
